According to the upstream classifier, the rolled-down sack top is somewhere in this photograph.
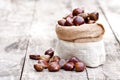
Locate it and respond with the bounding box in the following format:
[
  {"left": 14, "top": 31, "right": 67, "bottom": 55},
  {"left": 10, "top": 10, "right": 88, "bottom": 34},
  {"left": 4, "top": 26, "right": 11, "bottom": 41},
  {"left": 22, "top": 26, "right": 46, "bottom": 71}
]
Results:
[
  {"left": 56, "top": 23, "right": 105, "bottom": 43},
  {"left": 55, "top": 23, "right": 106, "bottom": 67}
]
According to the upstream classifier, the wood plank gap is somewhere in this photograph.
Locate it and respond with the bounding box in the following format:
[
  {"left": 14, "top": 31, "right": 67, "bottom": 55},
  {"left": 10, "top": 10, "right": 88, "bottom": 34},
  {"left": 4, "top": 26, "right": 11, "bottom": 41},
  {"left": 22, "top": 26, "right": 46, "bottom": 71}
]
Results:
[
  {"left": 20, "top": 40, "right": 30, "bottom": 80},
  {"left": 20, "top": 0, "right": 37, "bottom": 79},
  {"left": 85, "top": 69, "right": 90, "bottom": 80},
  {"left": 96, "top": 0, "right": 120, "bottom": 45}
]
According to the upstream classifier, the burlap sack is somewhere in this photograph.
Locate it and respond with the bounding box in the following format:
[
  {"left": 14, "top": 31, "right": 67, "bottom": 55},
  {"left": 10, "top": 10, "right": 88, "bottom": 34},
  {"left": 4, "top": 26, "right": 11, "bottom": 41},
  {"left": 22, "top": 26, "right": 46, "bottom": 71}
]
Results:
[{"left": 55, "top": 23, "right": 106, "bottom": 67}]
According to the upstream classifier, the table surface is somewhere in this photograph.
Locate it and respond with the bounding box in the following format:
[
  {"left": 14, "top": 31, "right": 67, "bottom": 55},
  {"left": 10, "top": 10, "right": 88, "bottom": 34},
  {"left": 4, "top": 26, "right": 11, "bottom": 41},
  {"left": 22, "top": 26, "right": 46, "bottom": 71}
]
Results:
[{"left": 0, "top": 0, "right": 120, "bottom": 80}]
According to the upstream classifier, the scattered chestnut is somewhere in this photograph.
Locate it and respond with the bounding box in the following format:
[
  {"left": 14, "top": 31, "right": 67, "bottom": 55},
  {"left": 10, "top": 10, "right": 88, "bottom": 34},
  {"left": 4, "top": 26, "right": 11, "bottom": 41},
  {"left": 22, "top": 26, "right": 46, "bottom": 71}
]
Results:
[
  {"left": 48, "top": 62, "right": 60, "bottom": 72},
  {"left": 58, "top": 19, "right": 66, "bottom": 26},
  {"left": 34, "top": 64, "right": 43, "bottom": 72},
  {"left": 63, "top": 62, "right": 74, "bottom": 71},
  {"left": 59, "top": 59, "right": 66, "bottom": 68},
  {"left": 29, "top": 55, "right": 40, "bottom": 60},
  {"left": 72, "top": 8, "right": 84, "bottom": 16},
  {"left": 38, "top": 60, "right": 48, "bottom": 69},
  {"left": 40, "top": 55, "right": 50, "bottom": 62},
  {"left": 65, "top": 17, "right": 73, "bottom": 26},
  {"left": 49, "top": 56, "right": 61, "bottom": 63},
  {"left": 88, "top": 12, "right": 99, "bottom": 21},
  {"left": 75, "top": 62, "right": 86, "bottom": 72},
  {"left": 73, "top": 16, "right": 85, "bottom": 26},
  {"left": 68, "top": 56, "right": 80, "bottom": 64},
  {"left": 45, "top": 48, "right": 54, "bottom": 58}
]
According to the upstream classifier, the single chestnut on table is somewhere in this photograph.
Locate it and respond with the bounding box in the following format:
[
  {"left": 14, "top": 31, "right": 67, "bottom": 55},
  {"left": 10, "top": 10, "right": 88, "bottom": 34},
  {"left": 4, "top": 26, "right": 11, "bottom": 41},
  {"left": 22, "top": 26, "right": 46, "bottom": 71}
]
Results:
[
  {"left": 38, "top": 60, "right": 48, "bottom": 69},
  {"left": 63, "top": 62, "right": 74, "bottom": 71},
  {"left": 75, "top": 62, "right": 86, "bottom": 72},
  {"left": 48, "top": 62, "right": 60, "bottom": 72},
  {"left": 34, "top": 64, "right": 43, "bottom": 72},
  {"left": 29, "top": 54, "right": 40, "bottom": 60},
  {"left": 45, "top": 48, "right": 54, "bottom": 58}
]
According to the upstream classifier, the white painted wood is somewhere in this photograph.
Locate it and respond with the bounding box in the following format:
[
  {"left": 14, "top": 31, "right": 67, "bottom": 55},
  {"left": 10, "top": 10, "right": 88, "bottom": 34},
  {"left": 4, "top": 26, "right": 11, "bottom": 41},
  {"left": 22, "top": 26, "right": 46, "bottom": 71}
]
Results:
[
  {"left": 0, "top": 37, "right": 28, "bottom": 80},
  {"left": 0, "top": 0, "right": 34, "bottom": 80},
  {"left": 98, "top": 0, "right": 120, "bottom": 43},
  {"left": 70, "top": 0, "right": 120, "bottom": 80},
  {"left": 21, "top": 0, "right": 88, "bottom": 80}
]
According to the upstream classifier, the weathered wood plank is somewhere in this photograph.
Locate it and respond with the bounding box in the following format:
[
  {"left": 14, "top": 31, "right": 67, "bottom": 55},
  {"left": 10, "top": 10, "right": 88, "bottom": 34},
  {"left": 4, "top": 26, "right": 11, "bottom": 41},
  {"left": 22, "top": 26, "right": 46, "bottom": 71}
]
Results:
[
  {"left": 70, "top": 0, "right": 120, "bottom": 80},
  {"left": 0, "top": 37, "right": 29, "bottom": 80},
  {"left": 0, "top": 0, "right": 35, "bottom": 80},
  {"left": 98, "top": 0, "right": 120, "bottom": 43},
  {"left": 21, "top": 0, "right": 88, "bottom": 80}
]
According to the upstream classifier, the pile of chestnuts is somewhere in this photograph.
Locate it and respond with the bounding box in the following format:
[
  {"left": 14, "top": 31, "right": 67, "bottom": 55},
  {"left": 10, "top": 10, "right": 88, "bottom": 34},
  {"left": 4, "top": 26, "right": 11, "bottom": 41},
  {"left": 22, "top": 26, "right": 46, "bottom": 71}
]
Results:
[
  {"left": 29, "top": 48, "right": 86, "bottom": 72},
  {"left": 58, "top": 8, "right": 99, "bottom": 26}
]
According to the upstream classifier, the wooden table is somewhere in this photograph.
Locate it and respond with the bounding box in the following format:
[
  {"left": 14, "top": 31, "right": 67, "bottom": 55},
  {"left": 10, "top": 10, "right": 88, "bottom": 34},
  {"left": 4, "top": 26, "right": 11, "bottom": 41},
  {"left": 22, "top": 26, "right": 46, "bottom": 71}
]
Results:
[{"left": 0, "top": 0, "right": 120, "bottom": 80}]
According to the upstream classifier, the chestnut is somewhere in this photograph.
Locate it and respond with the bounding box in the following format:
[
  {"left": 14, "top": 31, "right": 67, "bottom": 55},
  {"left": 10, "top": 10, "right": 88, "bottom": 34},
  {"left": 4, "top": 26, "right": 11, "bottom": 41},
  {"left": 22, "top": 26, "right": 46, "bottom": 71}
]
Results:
[
  {"left": 58, "top": 19, "right": 66, "bottom": 26},
  {"left": 38, "top": 60, "right": 48, "bottom": 69},
  {"left": 65, "top": 17, "right": 73, "bottom": 26},
  {"left": 75, "top": 62, "right": 86, "bottom": 72},
  {"left": 63, "top": 62, "right": 74, "bottom": 71},
  {"left": 68, "top": 56, "right": 80, "bottom": 64},
  {"left": 45, "top": 48, "right": 54, "bottom": 58},
  {"left": 72, "top": 8, "right": 84, "bottom": 16},
  {"left": 59, "top": 59, "right": 66, "bottom": 68},
  {"left": 73, "top": 16, "right": 85, "bottom": 26},
  {"left": 48, "top": 62, "right": 60, "bottom": 72},
  {"left": 49, "top": 56, "right": 61, "bottom": 63},
  {"left": 63, "top": 13, "right": 73, "bottom": 19},
  {"left": 29, "top": 54, "right": 40, "bottom": 60},
  {"left": 88, "top": 12, "right": 99, "bottom": 21},
  {"left": 34, "top": 64, "right": 43, "bottom": 72},
  {"left": 78, "top": 13, "right": 89, "bottom": 23},
  {"left": 40, "top": 55, "right": 50, "bottom": 62}
]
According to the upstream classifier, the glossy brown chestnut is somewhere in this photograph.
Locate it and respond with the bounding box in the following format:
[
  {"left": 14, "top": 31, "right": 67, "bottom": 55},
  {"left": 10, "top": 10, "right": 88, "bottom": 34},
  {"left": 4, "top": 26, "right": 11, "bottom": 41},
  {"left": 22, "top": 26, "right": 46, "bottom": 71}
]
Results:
[
  {"left": 49, "top": 56, "right": 61, "bottom": 63},
  {"left": 45, "top": 48, "right": 54, "bottom": 58},
  {"left": 63, "top": 62, "right": 74, "bottom": 71},
  {"left": 59, "top": 59, "right": 66, "bottom": 68},
  {"left": 34, "top": 64, "right": 43, "bottom": 72},
  {"left": 88, "top": 12, "right": 99, "bottom": 21},
  {"left": 48, "top": 62, "right": 60, "bottom": 72},
  {"left": 75, "top": 62, "right": 86, "bottom": 72},
  {"left": 58, "top": 19, "right": 66, "bottom": 26},
  {"left": 72, "top": 8, "right": 84, "bottom": 16},
  {"left": 68, "top": 56, "right": 80, "bottom": 64},
  {"left": 65, "top": 17, "right": 73, "bottom": 26},
  {"left": 73, "top": 16, "right": 85, "bottom": 26},
  {"left": 40, "top": 55, "right": 50, "bottom": 62},
  {"left": 38, "top": 60, "right": 48, "bottom": 69},
  {"left": 29, "top": 55, "right": 40, "bottom": 60}
]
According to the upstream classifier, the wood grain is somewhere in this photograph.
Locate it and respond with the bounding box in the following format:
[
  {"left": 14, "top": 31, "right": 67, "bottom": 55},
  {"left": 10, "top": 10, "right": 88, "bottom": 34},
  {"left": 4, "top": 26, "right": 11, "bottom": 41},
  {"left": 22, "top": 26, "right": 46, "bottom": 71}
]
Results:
[
  {"left": 98, "top": 0, "right": 120, "bottom": 43},
  {"left": 0, "top": 37, "right": 28, "bottom": 80},
  {"left": 21, "top": 0, "right": 88, "bottom": 80},
  {"left": 70, "top": 0, "right": 120, "bottom": 80}
]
